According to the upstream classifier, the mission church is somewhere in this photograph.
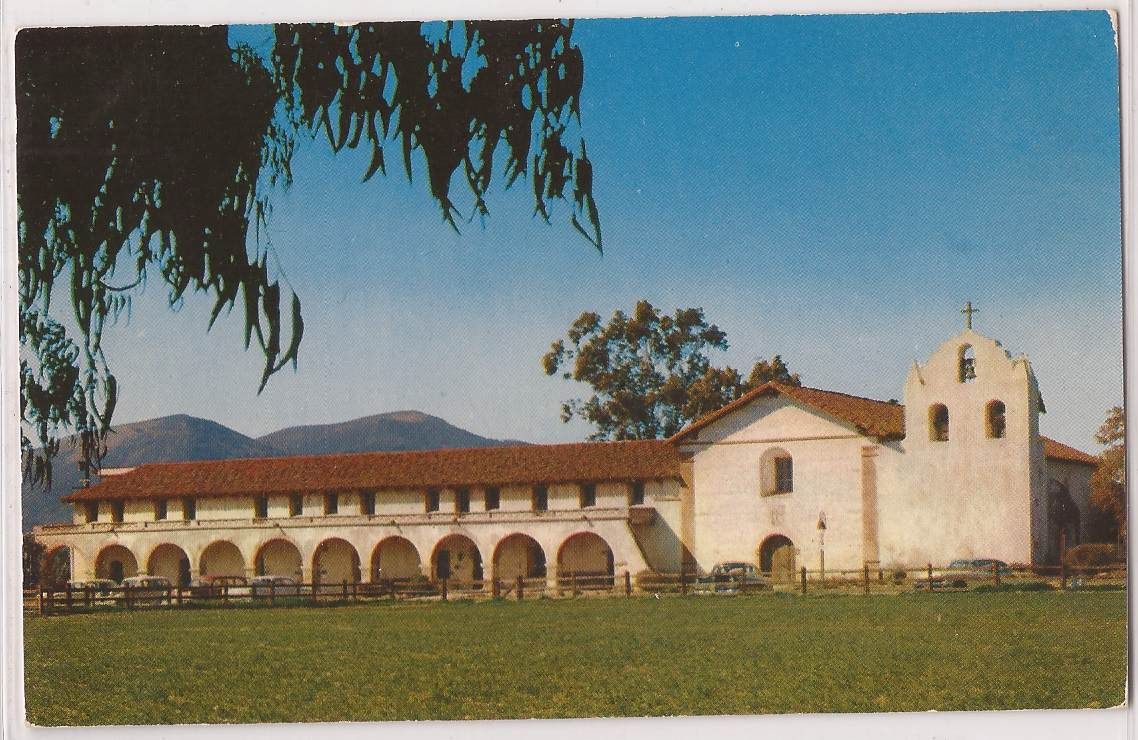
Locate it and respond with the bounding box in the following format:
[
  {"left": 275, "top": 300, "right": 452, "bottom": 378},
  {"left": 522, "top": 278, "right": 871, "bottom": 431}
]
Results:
[{"left": 34, "top": 306, "right": 1097, "bottom": 587}]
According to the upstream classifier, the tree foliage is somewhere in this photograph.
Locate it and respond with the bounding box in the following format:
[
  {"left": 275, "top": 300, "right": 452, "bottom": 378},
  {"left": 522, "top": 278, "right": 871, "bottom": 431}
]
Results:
[
  {"left": 18, "top": 21, "right": 600, "bottom": 486},
  {"left": 542, "top": 300, "right": 800, "bottom": 440},
  {"left": 1090, "top": 405, "right": 1126, "bottom": 543}
]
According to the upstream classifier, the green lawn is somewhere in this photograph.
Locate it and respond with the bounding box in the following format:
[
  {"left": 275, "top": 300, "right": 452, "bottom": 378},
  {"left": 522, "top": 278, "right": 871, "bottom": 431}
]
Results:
[{"left": 24, "top": 591, "right": 1127, "bottom": 725}]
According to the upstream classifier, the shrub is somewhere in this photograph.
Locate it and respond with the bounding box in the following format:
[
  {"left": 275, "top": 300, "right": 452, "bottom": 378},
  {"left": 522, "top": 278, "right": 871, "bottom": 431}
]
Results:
[
  {"left": 1064, "top": 543, "right": 1120, "bottom": 570},
  {"left": 891, "top": 569, "right": 907, "bottom": 584}
]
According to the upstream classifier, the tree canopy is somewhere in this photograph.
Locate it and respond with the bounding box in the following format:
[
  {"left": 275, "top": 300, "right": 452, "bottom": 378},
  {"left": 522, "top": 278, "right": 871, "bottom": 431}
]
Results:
[
  {"left": 1090, "top": 405, "right": 1126, "bottom": 543},
  {"left": 17, "top": 22, "right": 600, "bottom": 486},
  {"left": 541, "top": 300, "right": 800, "bottom": 440}
]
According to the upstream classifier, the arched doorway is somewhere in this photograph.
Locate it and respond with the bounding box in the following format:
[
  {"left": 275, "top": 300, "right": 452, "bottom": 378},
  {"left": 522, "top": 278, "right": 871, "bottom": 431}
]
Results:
[
  {"left": 313, "top": 538, "right": 361, "bottom": 586},
  {"left": 95, "top": 544, "right": 138, "bottom": 583},
  {"left": 199, "top": 541, "right": 245, "bottom": 578},
  {"left": 493, "top": 534, "right": 547, "bottom": 581},
  {"left": 370, "top": 537, "right": 422, "bottom": 581},
  {"left": 42, "top": 546, "right": 71, "bottom": 588},
  {"left": 557, "top": 532, "right": 614, "bottom": 587},
  {"left": 431, "top": 535, "right": 483, "bottom": 583},
  {"left": 147, "top": 544, "right": 191, "bottom": 587},
  {"left": 758, "top": 534, "right": 796, "bottom": 582},
  {"left": 255, "top": 539, "right": 303, "bottom": 579}
]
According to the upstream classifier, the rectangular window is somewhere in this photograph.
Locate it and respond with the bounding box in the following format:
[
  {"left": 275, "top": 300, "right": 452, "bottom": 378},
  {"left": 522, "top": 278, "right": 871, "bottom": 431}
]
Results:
[
  {"left": 254, "top": 495, "right": 268, "bottom": 519},
  {"left": 154, "top": 499, "right": 168, "bottom": 521},
  {"left": 579, "top": 483, "right": 596, "bottom": 508},
  {"left": 360, "top": 490, "right": 376, "bottom": 516},
  {"left": 289, "top": 493, "right": 303, "bottom": 517},
  {"left": 455, "top": 488, "right": 470, "bottom": 514},
  {"left": 629, "top": 481, "right": 645, "bottom": 506},
  {"left": 484, "top": 487, "right": 500, "bottom": 511},
  {"left": 425, "top": 489, "right": 440, "bottom": 513},
  {"left": 111, "top": 500, "right": 125, "bottom": 523},
  {"left": 85, "top": 501, "right": 99, "bottom": 523},
  {"left": 182, "top": 497, "right": 196, "bottom": 521},
  {"left": 324, "top": 492, "right": 339, "bottom": 515},
  {"left": 532, "top": 485, "right": 548, "bottom": 512},
  {"left": 775, "top": 457, "right": 794, "bottom": 494}
]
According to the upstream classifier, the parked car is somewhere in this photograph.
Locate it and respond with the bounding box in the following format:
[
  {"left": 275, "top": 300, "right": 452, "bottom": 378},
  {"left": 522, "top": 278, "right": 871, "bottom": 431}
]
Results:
[
  {"left": 67, "top": 578, "right": 116, "bottom": 595},
  {"left": 698, "top": 561, "right": 771, "bottom": 592},
  {"left": 122, "top": 575, "right": 172, "bottom": 592},
  {"left": 250, "top": 575, "right": 300, "bottom": 597},
  {"left": 918, "top": 559, "right": 1013, "bottom": 589},
  {"left": 190, "top": 575, "right": 249, "bottom": 598}
]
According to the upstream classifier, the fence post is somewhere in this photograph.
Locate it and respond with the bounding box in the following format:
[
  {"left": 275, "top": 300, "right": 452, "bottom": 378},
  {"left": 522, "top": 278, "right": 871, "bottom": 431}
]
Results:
[
  {"left": 1060, "top": 560, "right": 1068, "bottom": 591},
  {"left": 441, "top": 579, "right": 448, "bottom": 601},
  {"left": 516, "top": 575, "right": 524, "bottom": 602},
  {"left": 85, "top": 585, "right": 93, "bottom": 610},
  {"left": 680, "top": 569, "right": 688, "bottom": 596},
  {"left": 492, "top": 578, "right": 500, "bottom": 599},
  {"left": 800, "top": 566, "right": 807, "bottom": 595},
  {"left": 342, "top": 580, "right": 348, "bottom": 602},
  {"left": 269, "top": 580, "right": 275, "bottom": 606},
  {"left": 863, "top": 563, "right": 870, "bottom": 595},
  {"left": 65, "top": 584, "right": 73, "bottom": 611},
  {"left": 624, "top": 571, "right": 632, "bottom": 597},
  {"left": 992, "top": 562, "right": 1001, "bottom": 587},
  {"left": 38, "top": 588, "right": 46, "bottom": 616},
  {"left": 176, "top": 587, "right": 183, "bottom": 607},
  {"left": 125, "top": 583, "right": 132, "bottom": 610},
  {"left": 927, "top": 563, "right": 934, "bottom": 593},
  {"left": 223, "top": 584, "right": 229, "bottom": 606}
]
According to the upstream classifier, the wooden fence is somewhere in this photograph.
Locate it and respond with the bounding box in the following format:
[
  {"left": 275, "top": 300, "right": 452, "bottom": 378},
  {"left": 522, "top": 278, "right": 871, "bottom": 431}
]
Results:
[{"left": 32, "top": 562, "right": 1126, "bottom": 616}]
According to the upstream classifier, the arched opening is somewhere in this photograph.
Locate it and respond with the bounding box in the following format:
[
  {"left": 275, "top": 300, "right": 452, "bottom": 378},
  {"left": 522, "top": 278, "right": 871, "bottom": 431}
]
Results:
[
  {"left": 312, "top": 538, "right": 361, "bottom": 586},
  {"left": 493, "top": 534, "right": 547, "bottom": 581},
  {"left": 1048, "top": 479, "right": 1082, "bottom": 564},
  {"left": 958, "top": 345, "right": 976, "bottom": 383},
  {"left": 759, "top": 447, "right": 794, "bottom": 496},
  {"left": 199, "top": 541, "right": 245, "bottom": 579},
  {"left": 986, "top": 400, "right": 1007, "bottom": 439},
  {"left": 95, "top": 544, "right": 138, "bottom": 583},
  {"left": 928, "top": 404, "right": 949, "bottom": 442},
  {"left": 757, "top": 535, "right": 796, "bottom": 582},
  {"left": 42, "top": 546, "right": 72, "bottom": 588},
  {"left": 147, "top": 543, "right": 191, "bottom": 587},
  {"left": 431, "top": 534, "right": 483, "bottom": 584},
  {"left": 254, "top": 538, "right": 303, "bottom": 580},
  {"left": 557, "top": 532, "right": 614, "bottom": 588},
  {"left": 370, "top": 537, "right": 421, "bottom": 582}
]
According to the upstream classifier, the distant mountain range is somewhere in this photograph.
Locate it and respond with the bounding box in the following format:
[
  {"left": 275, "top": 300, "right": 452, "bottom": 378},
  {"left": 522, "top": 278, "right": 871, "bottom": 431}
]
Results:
[{"left": 21, "top": 411, "right": 526, "bottom": 530}]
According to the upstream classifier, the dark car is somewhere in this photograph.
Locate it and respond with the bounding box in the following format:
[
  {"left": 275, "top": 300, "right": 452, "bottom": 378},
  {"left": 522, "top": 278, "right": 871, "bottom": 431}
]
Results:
[
  {"left": 190, "top": 575, "right": 249, "bottom": 598},
  {"left": 698, "top": 561, "right": 771, "bottom": 593},
  {"left": 918, "top": 559, "right": 1012, "bottom": 589}
]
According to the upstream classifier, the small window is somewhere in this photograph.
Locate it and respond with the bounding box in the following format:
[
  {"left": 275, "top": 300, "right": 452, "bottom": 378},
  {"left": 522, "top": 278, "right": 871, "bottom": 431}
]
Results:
[
  {"left": 987, "top": 400, "right": 1007, "bottom": 439},
  {"left": 182, "top": 497, "right": 196, "bottom": 521},
  {"left": 154, "top": 499, "right": 168, "bottom": 520},
  {"left": 629, "top": 481, "right": 645, "bottom": 506},
  {"left": 775, "top": 457, "right": 794, "bottom": 494},
  {"left": 324, "top": 492, "right": 338, "bottom": 515},
  {"left": 289, "top": 493, "right": 303, "bottom": 517},
  {"left": 929, "top": 404, "right": 950, "bottom": 442},
  {"left": 360, "top": 490, "right": 376, "bottom": 516},
  {"left": 579, "top": 483, "right": 596, "bottom": 508},
  {"left": 455, "top": 488, "right": 470, "bottom": 514},
  {"left": 958, "top": 345, "right": 976, "bottom": 383},
  {"left": 484, "top": 487, "right": 500, "bottom": 511},
  {"left": 85, "top": 501, "right": 99, "bottom": 523},
  {"left": 532, "top": 485, "right": 548, "bottom": 512},
  {"left": 111, "top": 500, "right": 124, "bottom": 523},
  {"left": 254, "top": 496, "right": 268, "bottom": 519},
  {"left": 425, "top": 489, "right": 440, "bottom": 513}
]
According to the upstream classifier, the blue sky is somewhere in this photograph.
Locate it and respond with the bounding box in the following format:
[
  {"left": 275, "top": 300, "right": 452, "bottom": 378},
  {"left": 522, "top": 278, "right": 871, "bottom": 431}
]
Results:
[{"left": 99, "top": 11, "right": 1121, "bottom": 449}]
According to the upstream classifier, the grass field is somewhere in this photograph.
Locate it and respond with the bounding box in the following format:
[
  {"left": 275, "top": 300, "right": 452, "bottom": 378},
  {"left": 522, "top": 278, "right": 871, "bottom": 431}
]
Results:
[{"left": 23, "top": 591, "right": 1127, "bottom": 725}]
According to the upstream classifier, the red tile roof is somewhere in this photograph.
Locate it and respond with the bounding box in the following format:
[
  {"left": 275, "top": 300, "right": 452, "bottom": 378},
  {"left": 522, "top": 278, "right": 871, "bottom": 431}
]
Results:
[
  {"left": 670, "top": 382, "right": 905, "bottom": 443},
  {"left": 62, "top": 386, "right": 1099, "bottom": 502},
  {"left": 62, "top": 440, "right": 683, "bottom": 502},
  {"left": 1042, "top": 437, "right": 1099, "bottom": 466}
]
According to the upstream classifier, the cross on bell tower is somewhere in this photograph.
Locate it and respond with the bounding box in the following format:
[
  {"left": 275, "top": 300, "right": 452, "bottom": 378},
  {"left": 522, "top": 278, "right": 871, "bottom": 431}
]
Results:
[{"left": 961, "top": 301, "right": 978, "bottom": 330}]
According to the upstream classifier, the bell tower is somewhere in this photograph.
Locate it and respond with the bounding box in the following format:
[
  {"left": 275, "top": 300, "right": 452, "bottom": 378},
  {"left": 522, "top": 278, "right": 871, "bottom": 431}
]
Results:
[{"left": 897, "top": 304, "right": 1047, "bottom": 564}]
